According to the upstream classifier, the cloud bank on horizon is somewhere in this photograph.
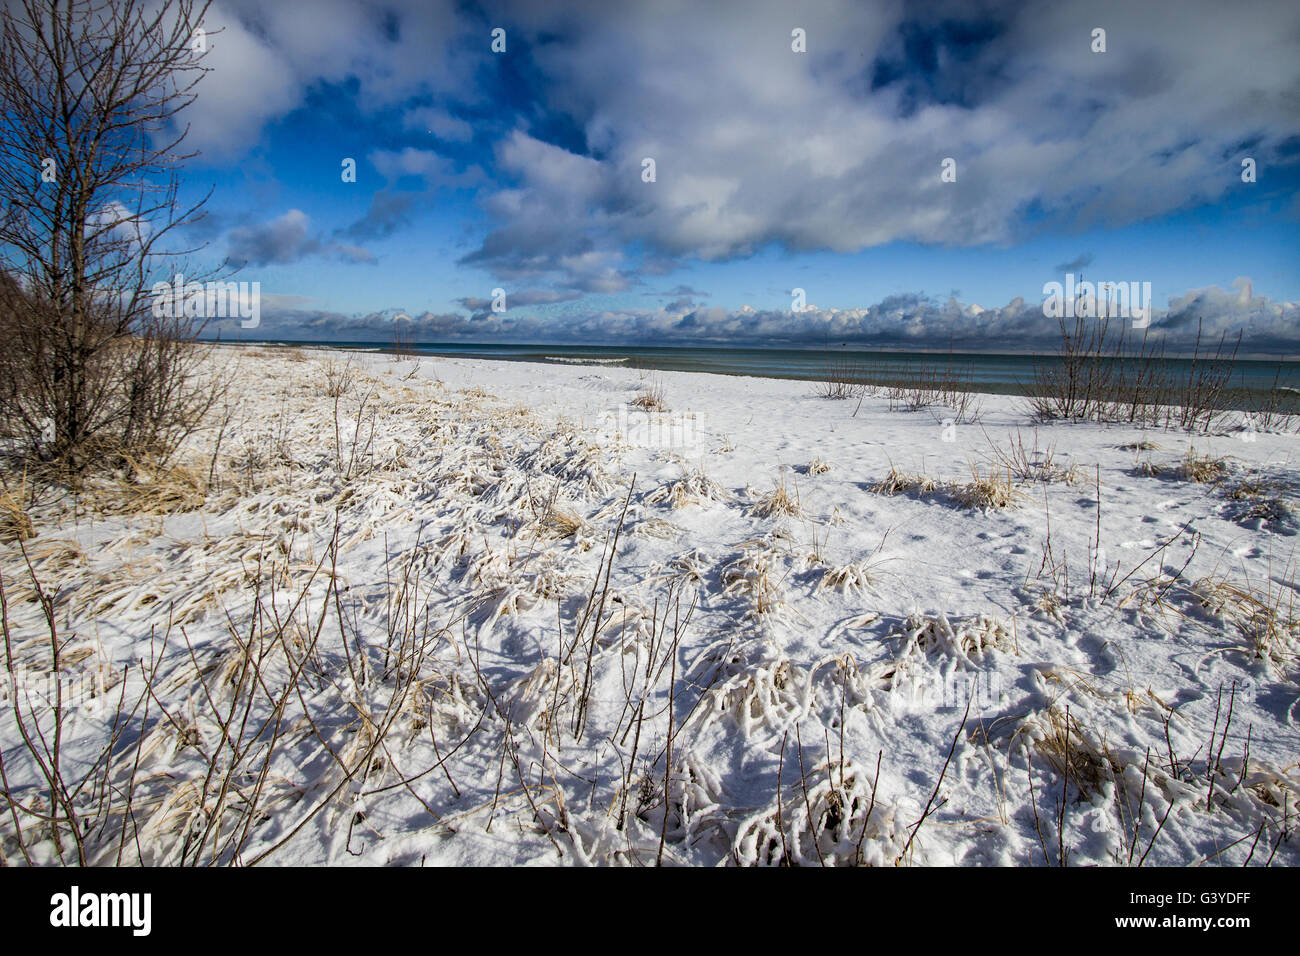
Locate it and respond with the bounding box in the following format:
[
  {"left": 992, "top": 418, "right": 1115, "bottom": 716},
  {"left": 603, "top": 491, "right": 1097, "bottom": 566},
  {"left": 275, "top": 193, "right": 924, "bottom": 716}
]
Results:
[
  {"left": 199, "top": 277, "right": 1297, "bottom": 355},
  {"left": 180, "top": 0, "right": 1300, "bottom": 350}
]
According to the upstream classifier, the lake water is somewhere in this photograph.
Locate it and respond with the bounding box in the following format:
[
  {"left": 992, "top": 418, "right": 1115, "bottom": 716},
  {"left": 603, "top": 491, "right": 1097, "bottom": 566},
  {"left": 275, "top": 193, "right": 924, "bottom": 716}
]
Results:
[{"left": 273, "top": 340, "right": 1300, "bottom": 400}]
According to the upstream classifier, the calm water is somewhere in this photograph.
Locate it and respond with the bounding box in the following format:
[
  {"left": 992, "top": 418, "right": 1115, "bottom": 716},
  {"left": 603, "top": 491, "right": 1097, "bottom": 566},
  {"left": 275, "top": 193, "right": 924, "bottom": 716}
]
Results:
[{"left": 247, "top": 341, "right": 1300, "bottom": 399}]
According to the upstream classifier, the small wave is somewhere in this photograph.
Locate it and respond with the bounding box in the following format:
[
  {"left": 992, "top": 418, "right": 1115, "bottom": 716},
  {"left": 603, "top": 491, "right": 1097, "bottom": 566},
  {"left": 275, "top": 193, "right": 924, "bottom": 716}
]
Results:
[{"left": 543, "top": 356, "right": 629, "bottom": 366}]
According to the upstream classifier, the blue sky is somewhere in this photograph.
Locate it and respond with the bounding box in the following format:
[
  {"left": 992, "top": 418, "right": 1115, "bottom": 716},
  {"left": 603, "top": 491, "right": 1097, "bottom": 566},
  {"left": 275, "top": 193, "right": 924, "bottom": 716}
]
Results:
[{"left": 175, "top": 0, "right": 1300, "bottom": 351}]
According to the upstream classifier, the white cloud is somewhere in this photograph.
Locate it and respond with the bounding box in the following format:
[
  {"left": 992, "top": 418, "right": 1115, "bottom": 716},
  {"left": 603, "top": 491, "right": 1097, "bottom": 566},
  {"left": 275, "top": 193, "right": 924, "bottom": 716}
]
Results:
[
  {"left": 178, "top": 9, "right": 300, "bottom": 159},
  {"left": 368, "top": 148, "right": 484, "bottom": 189},
  {"left": 179, "top": 0, "right": 470, "bottom": 158},
  {"left": 460, "top": 0, "right": 1300, "bottom": 279}
]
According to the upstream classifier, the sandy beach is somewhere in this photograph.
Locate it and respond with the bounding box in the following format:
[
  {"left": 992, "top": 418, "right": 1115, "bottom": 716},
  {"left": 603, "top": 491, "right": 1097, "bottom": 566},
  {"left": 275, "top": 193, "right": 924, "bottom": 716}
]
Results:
[{"left": 1, "top": 343, "right": 1296, "bottom": 866}]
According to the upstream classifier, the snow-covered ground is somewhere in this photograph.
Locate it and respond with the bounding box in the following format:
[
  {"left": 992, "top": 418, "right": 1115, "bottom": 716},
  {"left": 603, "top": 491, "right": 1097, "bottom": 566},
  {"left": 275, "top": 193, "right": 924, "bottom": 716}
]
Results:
[{"left": 1, "top": 343, "right": 1297, "bottom": 866}]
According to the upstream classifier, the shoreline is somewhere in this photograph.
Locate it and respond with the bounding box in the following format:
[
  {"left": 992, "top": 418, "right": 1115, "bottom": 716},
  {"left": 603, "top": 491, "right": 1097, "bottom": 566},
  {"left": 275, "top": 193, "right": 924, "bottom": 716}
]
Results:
[{"left": 210, "top": 339, "right": 1300, "bottom": 409}]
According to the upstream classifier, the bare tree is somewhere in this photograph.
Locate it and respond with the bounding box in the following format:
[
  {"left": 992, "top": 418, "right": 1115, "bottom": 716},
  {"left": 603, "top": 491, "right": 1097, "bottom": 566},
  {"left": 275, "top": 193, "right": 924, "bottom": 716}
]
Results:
[{"left": 0, "top": 0, "right": 220, "bottom": 474}]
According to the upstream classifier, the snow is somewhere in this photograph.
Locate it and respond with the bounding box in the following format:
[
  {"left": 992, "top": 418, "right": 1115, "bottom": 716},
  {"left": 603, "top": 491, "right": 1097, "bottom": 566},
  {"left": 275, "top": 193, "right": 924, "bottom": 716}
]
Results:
[{"left": 1, "top": 343, "right": 1296, "bottom": 866}]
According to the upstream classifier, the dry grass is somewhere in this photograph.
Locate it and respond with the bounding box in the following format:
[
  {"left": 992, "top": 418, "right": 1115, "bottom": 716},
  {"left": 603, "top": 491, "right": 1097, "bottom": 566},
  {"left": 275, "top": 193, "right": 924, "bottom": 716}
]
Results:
[
  {"left": 1192, "top": 570, "right": 1299, "bottom": 676},
  {"left": 1238, "top": 496, "right": 1292, "bottom": 524},
  {"left": 750, "top": 475, "right": 804, "bottom": 519},
  {"left": 0, "top": 486, "right": 35, "bottom": 543},
  {"left": 952, "top": 466, "right": 1022, "bottom": 511},
  {"left": 1177, "top": 448, "right": 1229, "bottom": 484},
  {"left": 539, "top": 506, "right": 588, "bottom": 540},
  {"left": 815, "top": 560, "right": 878, "bottom": 596},
  {"left": 1021, "top": 705, "right": 1119, "bottom": 800},
  {"left": 630, "top": 517, "right": 685, "bottom": 539},
  {"left": 630, "top": 379, "right": 668, "bottom": 412},
  {"left": 806, "top": 458, "right": 831, "bottom": 475},
  {"left": 897, "top": 612, "right": 1012, "bottom": 663},
  {"left": 869, "top": 464, "right": 938, "bottom": 496},
  {"left": 647, "top": 468, "right": 732, "bottom": 509},
  {"left": 720, "top": 547, "right": 786, "bottom": 618},
  {"left": 83, "top": 457, "right": 208, "bottom": 515},
  {"left": 1225, "top": 477, "right": 1273, "bottom": 501},
  {"left": 1223, "top": 478, "right": 1292, "bottom": 525},
  {"left": 6, "top": 345, "right": 1295, "bottom": 869}
]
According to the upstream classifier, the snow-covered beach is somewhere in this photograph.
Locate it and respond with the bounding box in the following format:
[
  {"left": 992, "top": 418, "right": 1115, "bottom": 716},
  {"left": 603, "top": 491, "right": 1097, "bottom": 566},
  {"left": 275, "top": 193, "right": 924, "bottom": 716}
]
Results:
[{"left": 2, "top": 343, "right": 1297, "bottom": 866}]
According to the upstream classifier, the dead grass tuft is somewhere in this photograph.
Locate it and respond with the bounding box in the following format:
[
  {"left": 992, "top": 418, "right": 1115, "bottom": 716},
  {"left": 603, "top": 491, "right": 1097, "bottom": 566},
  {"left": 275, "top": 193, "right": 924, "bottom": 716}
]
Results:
[
  {"left": 952, "top": 466, "right": 1022, "bottom": 511},
  {"left": 1177, "top": 448, "right": 1229, "bottom": 484},
  {"left": 1023, "top": 706, "right": 1119, "bottom": 799},
  {"left": 816, "top": 560, "right": 877, "bottom": 596},
  {"left": 1192, "top": 571, "right": 1299, "bottom": 675},
  {"left": 750, "top": 475, "right": 804, "bottom": 519},
  {"left": 86, "top": 457, "right": 208, "bottom": 515},
  {"left": 647, "top": 468, "right": 732, "bottom": 509},
  {"left": 869, "top": 464, "right": 938, "bottom": 496},
  {"left": 0, "top": 487, "right": 35, "bottom": 543},
  {"left": 630, "top": 380, "right": 668, "bottom": 412}
]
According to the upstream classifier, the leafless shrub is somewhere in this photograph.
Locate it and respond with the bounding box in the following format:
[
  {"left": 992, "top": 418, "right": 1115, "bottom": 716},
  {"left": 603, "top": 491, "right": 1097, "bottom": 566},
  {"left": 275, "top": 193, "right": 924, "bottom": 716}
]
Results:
[
  {"left": 816, "top": 357, "right": 869, "bottom": 400},
  {"left": 982, "top": 429, "right": 1079, "bottom": 485},
  {"left": 0, "top": 0, "right": 225, "bottom": 476},
  {"left": 1242, "top": 362, "right": 1300, "bottom": 434},
  {"left": 1029, "top": 298, "right": 1125, "bottom": 422},
  {"left": 882, "top": 353, "right": 980, "bottom": 422},
  {"left": 1168, "top": 324, "right": 1240, "bottom": 433},
  {"left": 323, "top": 359, "right": 358, "bottom": 398},
  {"left": 389, "top": 321, "right": 417, "bottom": 359},
  {"left": 1029, "top": 298, "right": 1243, "bottom": 434}
]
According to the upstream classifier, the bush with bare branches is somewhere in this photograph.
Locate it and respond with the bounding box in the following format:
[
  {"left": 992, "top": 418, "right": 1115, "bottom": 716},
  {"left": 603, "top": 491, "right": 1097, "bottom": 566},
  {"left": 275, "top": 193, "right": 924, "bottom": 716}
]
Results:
[{"left": 0, "top": 0, "right": 223, "bottom": 476}]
